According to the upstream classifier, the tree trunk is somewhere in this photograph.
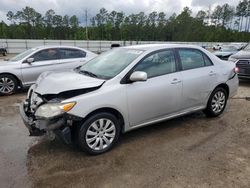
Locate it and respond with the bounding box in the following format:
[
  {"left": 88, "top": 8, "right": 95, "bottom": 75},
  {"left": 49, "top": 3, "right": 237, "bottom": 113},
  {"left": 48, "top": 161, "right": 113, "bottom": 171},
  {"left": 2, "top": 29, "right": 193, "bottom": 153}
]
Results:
[
  {"left": 247, "top": 16, "right": 250, "bottom": 32},
  {"left": 245, "top": 16, "right": 248, "bottom": 32},
  {"left": 238, "top": 17, "right": 241, "bottom": 31},
  {"left": 239, "top": 16, "right": 243, "bottom": 31}
]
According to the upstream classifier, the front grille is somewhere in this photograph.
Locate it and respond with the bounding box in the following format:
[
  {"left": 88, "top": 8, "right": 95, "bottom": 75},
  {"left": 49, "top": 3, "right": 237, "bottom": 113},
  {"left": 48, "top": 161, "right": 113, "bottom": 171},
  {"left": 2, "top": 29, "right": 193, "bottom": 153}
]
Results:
[{"left": 236, "top": 60, "right": 250, "bottom": 75}]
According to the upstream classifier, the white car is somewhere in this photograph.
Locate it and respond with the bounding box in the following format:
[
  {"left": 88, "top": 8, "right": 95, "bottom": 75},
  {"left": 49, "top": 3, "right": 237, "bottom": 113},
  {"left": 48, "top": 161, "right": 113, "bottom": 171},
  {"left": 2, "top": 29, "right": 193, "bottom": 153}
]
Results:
[
  {"left": 0, "top": 46, "right": 97, "bottom": 95},
  {"left": 20, "top": 44, "right": 239, "bottom": 155},
  {"left": 212, "top": 43, "right": 223, "bottom": 51}
]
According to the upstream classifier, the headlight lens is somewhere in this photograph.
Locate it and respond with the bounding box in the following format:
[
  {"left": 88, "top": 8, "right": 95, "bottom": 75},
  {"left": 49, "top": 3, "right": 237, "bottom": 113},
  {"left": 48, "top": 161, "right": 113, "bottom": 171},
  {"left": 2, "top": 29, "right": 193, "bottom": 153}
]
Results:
[
  {"left": 228, "top": 56, "right": 238, "bottom": 62},
  {"left": 35, "top": 102, "right": 76, "bottom": 118}
]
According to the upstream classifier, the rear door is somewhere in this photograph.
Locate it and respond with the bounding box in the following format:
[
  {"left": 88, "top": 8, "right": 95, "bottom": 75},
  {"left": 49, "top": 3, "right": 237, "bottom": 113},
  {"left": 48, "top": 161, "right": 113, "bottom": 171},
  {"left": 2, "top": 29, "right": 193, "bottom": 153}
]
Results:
[
  {"left": 58, "top": 48, "right": 88, "bottom": 70},
  {"left": 21, "top": 48, "right": 61, "bottom": 85},
  {"left": 177, "top": 48, "right": 217, "bottom": 110}
]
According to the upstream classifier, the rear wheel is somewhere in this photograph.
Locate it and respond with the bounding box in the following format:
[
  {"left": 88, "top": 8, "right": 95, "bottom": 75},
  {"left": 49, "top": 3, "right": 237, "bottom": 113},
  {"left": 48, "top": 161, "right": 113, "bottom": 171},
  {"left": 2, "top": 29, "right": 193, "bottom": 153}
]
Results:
[
  {"left": 0, "top": 74, "right": 18, "bottom": 95},
  {"left": 77, "top": 112, "right": 121, "bottom": 155},
  {"left": 203, "top": 87, "right": 228, "bottom": 117}
]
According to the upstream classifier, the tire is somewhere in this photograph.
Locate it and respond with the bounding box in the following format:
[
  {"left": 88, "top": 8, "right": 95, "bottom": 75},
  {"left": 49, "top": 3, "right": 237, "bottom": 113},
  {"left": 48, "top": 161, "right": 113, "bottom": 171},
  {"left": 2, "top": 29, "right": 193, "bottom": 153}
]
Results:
[
  {"left": 77, "top": 112, "right": 121, "bottom": 155},
  {"left": 0, "top": 74, "right": 18, "bottom": 95},
  {"left": 203, "top": 87, "right": 228, "bottom": 117}
]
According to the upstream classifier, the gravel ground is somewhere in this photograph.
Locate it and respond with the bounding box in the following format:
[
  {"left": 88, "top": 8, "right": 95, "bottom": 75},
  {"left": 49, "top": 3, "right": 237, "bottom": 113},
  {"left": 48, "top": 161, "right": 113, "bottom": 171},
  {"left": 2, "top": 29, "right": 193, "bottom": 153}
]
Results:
[
  {"left": 0, "top": 54, "right": 250, "bottom": 188},
  {"left": 0, "top": 53, "right": 16, "bottom": 60}
]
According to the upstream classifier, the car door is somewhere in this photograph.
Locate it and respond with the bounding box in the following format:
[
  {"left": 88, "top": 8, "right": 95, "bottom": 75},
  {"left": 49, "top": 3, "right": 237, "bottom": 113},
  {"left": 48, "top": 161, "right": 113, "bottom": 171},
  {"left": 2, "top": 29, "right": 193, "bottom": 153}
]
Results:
[
  {"left": 177, "top": 48, "right": 217, "bottom": 110},
  {"left": 125, "top": 49, "right": 182, "bottom": 126},
  {"left": 58, "top": 48, "right": 88, "bottom": 70},
  {"left": 21, "top": 48, "right": 61, "bottom": 85}
]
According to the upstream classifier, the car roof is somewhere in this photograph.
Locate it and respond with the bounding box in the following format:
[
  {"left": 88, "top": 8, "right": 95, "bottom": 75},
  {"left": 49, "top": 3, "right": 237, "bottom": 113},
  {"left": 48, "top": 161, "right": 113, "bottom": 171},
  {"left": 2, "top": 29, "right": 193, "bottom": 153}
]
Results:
[
  {"left": 32, "top": 45, "right": 85, "bottom": 51},
  {"left": 121, "top": 43, "right": 203, "bottom": 51}
]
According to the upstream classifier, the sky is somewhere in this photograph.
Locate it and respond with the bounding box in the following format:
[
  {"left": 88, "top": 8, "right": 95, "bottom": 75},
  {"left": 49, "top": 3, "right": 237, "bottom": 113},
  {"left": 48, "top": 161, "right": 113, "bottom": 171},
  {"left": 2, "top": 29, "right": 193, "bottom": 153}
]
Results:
[{"left": 0, "top": 0, "right": 240, "bottom": 23}]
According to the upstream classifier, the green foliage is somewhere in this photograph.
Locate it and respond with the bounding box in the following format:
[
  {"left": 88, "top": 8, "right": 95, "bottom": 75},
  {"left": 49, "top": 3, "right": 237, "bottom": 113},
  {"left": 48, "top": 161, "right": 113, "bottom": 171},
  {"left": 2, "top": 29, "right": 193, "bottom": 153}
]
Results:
[{"left": 0, "top": 1, "right": 250, "bottom": 41}]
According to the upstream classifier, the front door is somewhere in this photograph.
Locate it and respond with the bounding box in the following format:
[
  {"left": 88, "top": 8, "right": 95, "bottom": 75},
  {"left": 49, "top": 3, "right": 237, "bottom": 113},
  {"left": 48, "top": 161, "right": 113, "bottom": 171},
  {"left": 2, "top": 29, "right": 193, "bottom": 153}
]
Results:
[
  {"left": 21, "top": 48, "right": 61, "bottom": 85},
  {"left": 126, "top": 49, "right": 183, "bottom": 126}
]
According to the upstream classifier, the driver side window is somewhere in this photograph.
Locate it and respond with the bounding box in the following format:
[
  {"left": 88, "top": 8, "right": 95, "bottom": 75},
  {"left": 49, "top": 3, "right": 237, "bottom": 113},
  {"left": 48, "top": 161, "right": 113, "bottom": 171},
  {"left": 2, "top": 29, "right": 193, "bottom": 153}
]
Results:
[
  {"left": 31, "top": 49, "right": 60, "bottom": 62},
  {"left": 134, "top": 50, "right": 176, "bottom": 78}
]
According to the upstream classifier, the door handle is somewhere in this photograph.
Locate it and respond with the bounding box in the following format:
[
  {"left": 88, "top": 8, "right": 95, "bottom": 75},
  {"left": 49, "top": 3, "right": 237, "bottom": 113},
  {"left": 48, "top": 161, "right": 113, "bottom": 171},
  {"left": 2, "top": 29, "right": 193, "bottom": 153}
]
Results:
[
  {"left": 209, "top": 71, "right": 216, "bottom": 76},
  {"left": 171, "top": 78, "right": 182, "bottom": 84}
]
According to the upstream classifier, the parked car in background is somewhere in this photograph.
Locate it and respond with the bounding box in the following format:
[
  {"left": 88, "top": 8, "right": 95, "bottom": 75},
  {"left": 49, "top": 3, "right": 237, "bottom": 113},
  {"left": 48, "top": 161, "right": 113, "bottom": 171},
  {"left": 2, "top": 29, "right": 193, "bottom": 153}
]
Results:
[
  {"left": 228, "top": 43, "right": 250, "bottom": 79},
  {"left": 230, "top": 43, "right": 248, "bottom": 51},
  {"left": 212, "top": 43, "right": 223, "bottom": 50},
  {"left": 213, "top": 45, "right": 238, "bottom": 60},
  {"left": 20, "top": 44, "right": 239, "bottom": 155},
  {"left": 0, "top": 46, "right": 97, "bottom": 95},
  {"left": 0, "top": 44, "right": 7, "bottom": 56}
]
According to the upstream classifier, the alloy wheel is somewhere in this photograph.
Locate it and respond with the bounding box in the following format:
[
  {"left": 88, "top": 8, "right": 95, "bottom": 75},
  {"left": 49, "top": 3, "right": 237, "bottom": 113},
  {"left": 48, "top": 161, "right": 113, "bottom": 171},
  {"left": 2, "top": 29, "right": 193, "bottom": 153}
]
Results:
[
  {"left": 85, "top": 118, "right": 116, "bottom": 151},
  {"left": 0, "top": 77, "right": 15, "bottom": 94},
  {"left": 211, "top": 91, "right": 226, "bottom": 113}
]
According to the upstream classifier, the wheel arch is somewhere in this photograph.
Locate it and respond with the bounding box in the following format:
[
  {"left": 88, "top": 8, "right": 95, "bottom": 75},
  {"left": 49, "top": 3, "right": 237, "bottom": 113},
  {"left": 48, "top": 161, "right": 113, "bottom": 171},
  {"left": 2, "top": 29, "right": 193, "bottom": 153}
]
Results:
[
  {"left": 214, "top": 83, "right": 229, "bottom": 97},
  {"left": 0, "top": 72, "right": 23, "bottom": 88},
  {"left": 82, "top": 107, "right": 125, "bottom": 133},
  {"left": 205, "top": 83, "right": 229, "bottom": 107}
]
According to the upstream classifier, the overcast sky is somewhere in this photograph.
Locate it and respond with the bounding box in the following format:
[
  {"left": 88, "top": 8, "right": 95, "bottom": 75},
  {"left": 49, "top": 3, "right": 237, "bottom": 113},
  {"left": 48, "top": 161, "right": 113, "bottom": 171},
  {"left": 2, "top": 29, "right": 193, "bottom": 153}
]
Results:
[{"left": 0, "top": 0, "right": 240, "bottom": 23}]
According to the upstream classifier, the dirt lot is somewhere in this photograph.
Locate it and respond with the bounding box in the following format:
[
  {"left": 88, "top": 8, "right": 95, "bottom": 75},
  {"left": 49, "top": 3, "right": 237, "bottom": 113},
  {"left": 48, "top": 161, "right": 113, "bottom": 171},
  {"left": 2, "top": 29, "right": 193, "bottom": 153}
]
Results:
[
  {"left": 0, "top": 55, "right": 250, "bottom": 188},
  {"left": 0, "top": 53, "right": 16, "bottom": 60},
  {"left": 0, "top": 82, "right": 249, "bottom": 188}
]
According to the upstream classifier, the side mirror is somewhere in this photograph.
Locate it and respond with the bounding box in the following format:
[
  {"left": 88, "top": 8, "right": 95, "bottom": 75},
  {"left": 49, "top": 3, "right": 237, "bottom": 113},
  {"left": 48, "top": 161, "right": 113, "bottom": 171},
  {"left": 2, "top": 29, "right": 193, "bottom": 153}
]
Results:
[
  {"left": 26, "top": 58, "right": 34, "bottom": 64},
  {"left": 130, "top": 71, "right": 147, "bottom": 82}
]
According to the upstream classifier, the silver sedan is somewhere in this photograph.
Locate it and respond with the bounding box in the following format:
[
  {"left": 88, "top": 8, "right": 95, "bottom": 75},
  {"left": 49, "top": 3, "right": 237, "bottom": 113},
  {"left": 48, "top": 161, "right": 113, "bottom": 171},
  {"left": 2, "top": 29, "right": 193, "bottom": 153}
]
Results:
[
  {"left": 20, "top": 44, "right": 239, "bottom": 155},
  {"left": 0, "top": 46, "right": 97, "bottom": 95}
]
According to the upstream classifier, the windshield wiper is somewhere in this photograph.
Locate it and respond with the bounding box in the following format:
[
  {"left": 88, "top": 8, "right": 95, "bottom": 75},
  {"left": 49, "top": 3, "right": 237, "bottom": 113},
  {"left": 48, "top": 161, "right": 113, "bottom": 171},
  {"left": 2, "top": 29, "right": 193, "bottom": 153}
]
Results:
[{"left": 79, "top": 70, "right": 98, "bottom": 78}]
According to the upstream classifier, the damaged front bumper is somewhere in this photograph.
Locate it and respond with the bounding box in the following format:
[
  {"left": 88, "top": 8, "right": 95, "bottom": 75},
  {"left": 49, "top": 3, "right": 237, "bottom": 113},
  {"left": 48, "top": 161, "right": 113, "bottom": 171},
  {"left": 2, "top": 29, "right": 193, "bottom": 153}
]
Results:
[{"left": 19, "top": 102, "right": 73, "bottom": 144}]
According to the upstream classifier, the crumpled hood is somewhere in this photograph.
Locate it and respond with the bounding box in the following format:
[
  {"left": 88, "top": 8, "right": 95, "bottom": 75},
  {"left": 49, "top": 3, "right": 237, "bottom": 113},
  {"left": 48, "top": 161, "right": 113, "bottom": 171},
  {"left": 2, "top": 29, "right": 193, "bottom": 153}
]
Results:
[
  {"left": 231, "top": 50, "right": 250, "bottom": 59},
  {"left": 34, "top": 71, "right": 105, "bottom": 95}
]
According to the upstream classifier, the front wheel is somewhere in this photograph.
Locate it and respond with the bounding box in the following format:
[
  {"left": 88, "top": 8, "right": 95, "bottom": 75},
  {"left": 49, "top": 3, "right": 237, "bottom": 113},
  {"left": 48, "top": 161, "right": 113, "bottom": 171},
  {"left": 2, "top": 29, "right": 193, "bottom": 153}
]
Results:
[
  {"left": 203, "top": 87, "right": 228, "bottom": 117},
  {"left": 0, "top": 74, "right": 18, "bottom": 95},
  {"left": 77, "top": 112, "right": 121, "bottom": 155}
]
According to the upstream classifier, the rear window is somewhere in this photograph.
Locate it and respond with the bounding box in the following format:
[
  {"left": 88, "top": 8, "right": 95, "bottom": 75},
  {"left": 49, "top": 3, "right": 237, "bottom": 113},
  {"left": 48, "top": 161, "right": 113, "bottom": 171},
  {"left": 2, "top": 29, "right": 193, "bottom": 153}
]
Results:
[
  {"left": 178, "top": 49, "right": 213, "bottom": 70},
  {"left": 60, "top": 48, "right": 86, "bottom": 59}
]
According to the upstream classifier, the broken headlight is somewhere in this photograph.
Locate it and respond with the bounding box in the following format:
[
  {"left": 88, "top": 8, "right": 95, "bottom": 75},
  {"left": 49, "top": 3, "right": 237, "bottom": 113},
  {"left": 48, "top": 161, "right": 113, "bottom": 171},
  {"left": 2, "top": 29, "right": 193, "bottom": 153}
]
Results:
[{"left": 35, "top": 102, "right": 76, "bottom": 118}]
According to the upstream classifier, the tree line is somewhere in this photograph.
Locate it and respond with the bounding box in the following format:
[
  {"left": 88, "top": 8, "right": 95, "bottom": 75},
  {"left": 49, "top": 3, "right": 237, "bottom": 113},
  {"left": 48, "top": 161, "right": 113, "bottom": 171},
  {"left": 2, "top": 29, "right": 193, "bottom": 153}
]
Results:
[{"left": 0, "top": 0, "right": 250, "bottom": 42}]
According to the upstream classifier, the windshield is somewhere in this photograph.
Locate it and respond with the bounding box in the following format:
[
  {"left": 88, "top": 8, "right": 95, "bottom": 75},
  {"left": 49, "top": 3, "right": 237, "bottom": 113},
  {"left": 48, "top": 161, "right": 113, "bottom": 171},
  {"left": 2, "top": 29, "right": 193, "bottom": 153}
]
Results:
[
  {"left": 9, "top": 48, "right": 37, "bottom": 61},
  {"left": 244, "top": 43, "right": 250, "bottom": 51},
  {"left": 78, "top": 48, "right": 144, "bottom": 79}
]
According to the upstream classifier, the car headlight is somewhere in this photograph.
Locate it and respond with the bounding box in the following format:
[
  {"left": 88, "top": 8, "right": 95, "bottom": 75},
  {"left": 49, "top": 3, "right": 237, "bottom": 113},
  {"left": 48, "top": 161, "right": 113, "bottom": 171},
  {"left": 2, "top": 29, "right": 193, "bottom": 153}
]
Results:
[
  {"left": 228, "top": 56, "right": 238, "bottom": 62},
  {"left": 35, "top": 102, "right": 76, "bottom": 118}
]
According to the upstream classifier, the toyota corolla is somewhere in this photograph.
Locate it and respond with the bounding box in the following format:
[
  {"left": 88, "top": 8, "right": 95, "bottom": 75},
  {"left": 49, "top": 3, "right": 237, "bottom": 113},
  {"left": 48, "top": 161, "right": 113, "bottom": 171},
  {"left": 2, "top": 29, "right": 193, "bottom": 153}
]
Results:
[{"left": 20, "top": 44, "right": 239, "bottom": 155}]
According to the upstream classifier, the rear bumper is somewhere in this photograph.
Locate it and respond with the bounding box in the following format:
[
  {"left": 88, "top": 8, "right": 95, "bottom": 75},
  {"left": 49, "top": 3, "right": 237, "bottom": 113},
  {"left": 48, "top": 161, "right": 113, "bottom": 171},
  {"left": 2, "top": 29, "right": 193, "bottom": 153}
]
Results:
[
  {"left": 226, "top": 74, "right": 239, "bottom": 98},
  {"left": 19, "top": 102, "right": 72, "bottom": 144}
]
